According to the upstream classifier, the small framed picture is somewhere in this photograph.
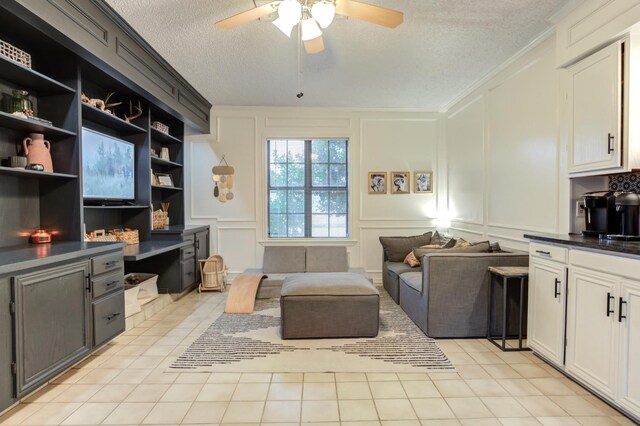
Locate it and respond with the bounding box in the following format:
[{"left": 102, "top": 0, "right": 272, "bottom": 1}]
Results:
[
  {"left": 414, "top": 171, "right": 433, "bottom": 193},
  {"left": 368, "top": 172, "right": 387, "bottom": 194},
  {"left": 156, "top": 173, "right": 174, "bottom": 187},
  {"left": 391, "top": 171, "right": 410, "bottom": 194}
]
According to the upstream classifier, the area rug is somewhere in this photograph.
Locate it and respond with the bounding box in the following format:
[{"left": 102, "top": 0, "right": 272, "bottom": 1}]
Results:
[{"left": 168, "top": 291, "right": 454, "bottom": 373}]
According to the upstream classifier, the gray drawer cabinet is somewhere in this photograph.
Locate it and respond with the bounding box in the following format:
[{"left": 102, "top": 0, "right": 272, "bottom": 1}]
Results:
[
  {"left": 151, "top": 225, "right": 210, "bottom": 291},
  {"left": 12, "top": 261, "right": 92, "bottom": 396},
  {"left": 91, "top": 253, "right": 125, "bottom": 347}
]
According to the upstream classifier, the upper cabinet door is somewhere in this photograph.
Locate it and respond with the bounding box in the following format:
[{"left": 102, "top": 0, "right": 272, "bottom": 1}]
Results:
[{"left": 568, "top": 40, "right": 622, "bottom": 173}]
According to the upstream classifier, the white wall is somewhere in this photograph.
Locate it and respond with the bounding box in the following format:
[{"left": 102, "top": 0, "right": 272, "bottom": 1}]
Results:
[
  {"left": 445, "top": 35, "right": 570, "bottom": 249},
  {"left": 184, "top": 33, "right": 578, "bottom": 280},
  {"left": 185, "top": 108, "right": 444, "bottom": 281}
]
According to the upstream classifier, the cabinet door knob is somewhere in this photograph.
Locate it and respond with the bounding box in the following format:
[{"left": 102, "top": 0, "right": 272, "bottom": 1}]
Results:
[
  {"left": 554, "top": 278, "right": 561, "bottom": 298},
  {"left": 607, "top": 292, "right": 615, "bottom": 316},
  {"left": 608, "top": 133, "right": 615, "bottom": 154},
  {"left": 619, "top": 297, "right": 627, "bottom": 322}
]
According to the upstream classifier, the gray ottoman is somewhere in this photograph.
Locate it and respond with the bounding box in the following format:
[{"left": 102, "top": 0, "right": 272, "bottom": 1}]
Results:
[{"left": 280, "top": 272, "right": 380, "bottom": 339}]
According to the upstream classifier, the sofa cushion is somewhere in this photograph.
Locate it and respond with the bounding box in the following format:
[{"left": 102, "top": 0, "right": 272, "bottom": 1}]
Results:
[
  {"left": 400, "top": 272, "right": 423, "bottom": 292},
  {"left": 263, "top": 246, "right": 306, "bottom": 273},
  {"left": 379, "top": 232, "right": 433, "bottom": 262},
  {"left": 305, "top": 246, "right": 348, "bottom": 272},
  {"left": 386, "top": 261, "right": 418, "bottom": 278},
  {"left": 413, "top": 241, "right": 491, "bottom": 259},
  {"left": 281, "top": 272, "right": 379, "bottom": 296}
]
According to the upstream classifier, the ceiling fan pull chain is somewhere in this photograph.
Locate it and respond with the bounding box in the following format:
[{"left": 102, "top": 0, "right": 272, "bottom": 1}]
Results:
[{"left": 297, "top": 22, "right": 304, "bottom": 98}]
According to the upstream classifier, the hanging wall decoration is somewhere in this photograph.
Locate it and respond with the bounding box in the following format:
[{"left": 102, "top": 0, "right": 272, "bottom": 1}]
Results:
[{"left": 212, "top": 155, "right": 235, "bottom": 203}]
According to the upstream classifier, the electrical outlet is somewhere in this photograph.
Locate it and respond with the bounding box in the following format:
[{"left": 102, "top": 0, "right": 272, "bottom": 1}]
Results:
[{"left": 576, "top": 201, "right": 585, "bottom": 217}]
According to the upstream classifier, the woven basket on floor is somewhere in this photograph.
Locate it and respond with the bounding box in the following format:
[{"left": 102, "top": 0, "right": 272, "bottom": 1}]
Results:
[{"left": 198, "top": 255, "right": 226, "bottom": 293}]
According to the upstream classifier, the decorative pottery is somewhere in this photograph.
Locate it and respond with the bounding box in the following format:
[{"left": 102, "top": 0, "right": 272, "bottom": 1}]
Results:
[
  {"left": 23, "top": 133, "right": 52, "bottom": 172},
  {"left": 8, "top": 156, "right": 27, "bottom": 168}
]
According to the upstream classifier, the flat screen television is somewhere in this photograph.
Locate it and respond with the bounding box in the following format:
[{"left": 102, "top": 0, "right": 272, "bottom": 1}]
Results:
[{"left": 82, "top": 128, "right": 135, "bottom": 201}]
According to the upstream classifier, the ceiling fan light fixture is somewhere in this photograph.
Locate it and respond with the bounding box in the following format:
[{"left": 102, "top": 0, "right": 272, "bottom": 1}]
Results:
[
  {"left": 311, "top": 1, "right": 335, "bottom": 29},
  {"left": 301, "top": 16, "right": 322, "bottom": 41},
  {"left": 277, "top": 0, "right": 302, "bottom": 26},
  {"left": 273, "top": 16, "right": 296, "bottom": 37}
]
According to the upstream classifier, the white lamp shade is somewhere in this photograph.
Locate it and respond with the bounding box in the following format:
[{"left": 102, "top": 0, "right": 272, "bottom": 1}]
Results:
[
  {"left": 311, "top": 1, "right": 335, "bottom": 29},
  {"left": 301, "top": 17, "right": 322, "bottom": 41},
  {"left": 277, "top": 0, "right": 302, "bottom": 26},
  {"left": 273, "top": 16, "right": 296, "bottom": 37}
]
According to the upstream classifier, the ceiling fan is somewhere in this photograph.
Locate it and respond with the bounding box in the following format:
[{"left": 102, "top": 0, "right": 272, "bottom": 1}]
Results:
[{"left": 215, "top": 0, "right": 404, "bottom": 54}]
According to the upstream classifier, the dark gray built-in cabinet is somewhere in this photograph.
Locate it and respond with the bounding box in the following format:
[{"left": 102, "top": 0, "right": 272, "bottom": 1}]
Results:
[
  {"left": 0, "top": 0, "right": 211, "bottom": 414},
  {"left": 13, "top": 261, "right": 92, "bottom": 396}
]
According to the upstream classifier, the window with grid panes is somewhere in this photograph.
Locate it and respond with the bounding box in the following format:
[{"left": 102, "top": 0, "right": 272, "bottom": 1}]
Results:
[{"left": 268, "top": 139, "right": 349, "bottom": 238}]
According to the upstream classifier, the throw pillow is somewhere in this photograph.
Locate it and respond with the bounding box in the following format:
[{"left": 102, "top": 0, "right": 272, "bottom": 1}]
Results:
[
  {"left": 441, "top": 238, "right": 457, "bottom": 249},
  {"left": 430, "top": 230, "right": 443, "bottom": 245},
  {"left": 380, "top": 232, "right": 433, "bottom": 262},
  {"left": 489, "top": 242, "right": 502, "bottom": 253},
  {"left": 454, "top": 238, "right": 472, "bottom": 248},
  {"left": 403, "top": 244, "right": 440, "bottom": 267}
]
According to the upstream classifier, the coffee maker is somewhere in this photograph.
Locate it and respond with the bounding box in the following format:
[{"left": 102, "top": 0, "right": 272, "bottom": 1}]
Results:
[
  {"left": 582, "top": 191, "right": 618, "bottom": 237},
  {"left": 605, "top": 192, "right": 640, "bottom": 241}
]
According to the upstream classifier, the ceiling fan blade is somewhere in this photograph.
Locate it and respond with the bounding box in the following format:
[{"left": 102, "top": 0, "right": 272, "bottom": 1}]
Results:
[
  {"left": 335, "top": 0, "right": 403, "bottom": 28},
  {"left": 215, "top": 1, "right": 279, "bottom": 30},
  {"left": 304, "top": 36, "right": 325, "bottom": 54}
]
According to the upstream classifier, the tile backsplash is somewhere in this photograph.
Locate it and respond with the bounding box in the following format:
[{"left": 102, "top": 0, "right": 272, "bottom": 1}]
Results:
[{"left": 609, "top": 173, "right": 640, "bottom": 192}]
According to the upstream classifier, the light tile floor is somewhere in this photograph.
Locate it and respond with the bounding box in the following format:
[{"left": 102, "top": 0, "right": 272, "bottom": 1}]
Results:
[{"left": 0, "top": 290, "right": 636, "bottom": 425}]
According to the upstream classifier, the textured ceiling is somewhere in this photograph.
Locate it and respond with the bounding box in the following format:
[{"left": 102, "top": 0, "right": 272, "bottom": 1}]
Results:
[{"left": 105, "top": 0, "right": 568, "bottom": 109}]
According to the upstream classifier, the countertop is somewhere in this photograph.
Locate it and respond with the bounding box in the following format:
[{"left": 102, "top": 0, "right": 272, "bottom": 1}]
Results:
[
  {"left": 0, "top": 241, "right": 126, "bottom": 275},
  {"left": 150, "top": 224, "right": 209, "bottom": 235},
  {"left": 524, "top": 233, "right": 640, "bottom": 257}
]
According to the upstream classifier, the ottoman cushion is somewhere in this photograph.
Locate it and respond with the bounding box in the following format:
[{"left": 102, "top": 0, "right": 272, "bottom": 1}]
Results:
[{"left": 280, "top": 273, "right": 380, "bottom": 339}]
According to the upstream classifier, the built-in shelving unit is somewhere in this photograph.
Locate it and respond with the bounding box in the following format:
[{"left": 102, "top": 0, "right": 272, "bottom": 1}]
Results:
[{"left": 151, "top": 127, "right": 182, "bottom": 144}]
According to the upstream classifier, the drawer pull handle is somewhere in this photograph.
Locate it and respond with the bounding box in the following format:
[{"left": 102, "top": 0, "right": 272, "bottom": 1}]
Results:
[
  {"left": 106, "top": 280, "right": 119, "bottom": 287},
  {"left": 104, "top": 260, "right": 119, "bottom": 267},
  {"left": 554, "top": 278, "right": 561, "bottom": 298},
  {"left": 536, "top": 250, "right": 551, "bottom": 256},
  {"left": 607, "top": 292, "right": 615, "bottom": 316},
  {"left": 608, "top": 133, "right": 615, "bottom": 154},
  {"left": 106, "top": 313, "right": 121, "bottom": 321},
  {"left": 619, "top": 298, "right": 627, "bottom": 322},
  {"left": 186, "top": 271, "right": 193, "bottom": 275}
]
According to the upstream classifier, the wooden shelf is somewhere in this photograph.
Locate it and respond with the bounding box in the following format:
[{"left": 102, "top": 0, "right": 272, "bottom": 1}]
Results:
[
  {"left": 151, "top": 156, "right": 182, "bottom": 168},
  {"left": 0, "top": 166, "right": 77, "bottom": 179},
  {"left": 0, "top": 111, "right": 76, "bottom": 139},
  {"left": 152, "top": 184, "right": 183, "bottom": 191},
  {"left": 83, "top": 204, "right": 149, "bottom": 210},
  {"left": 81, "top": 103, "right": 146, "bottom": 135},
  {"left": 150, "top": 127, "right": 182, "bottom": 144},
  {"left": 0, "top": 56, "right": 76, "bottom": 96}
]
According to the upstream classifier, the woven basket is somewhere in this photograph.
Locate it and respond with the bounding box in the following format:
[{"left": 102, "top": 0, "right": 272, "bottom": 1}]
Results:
[
  {"left": 152, "top": 210, "right": 168, "bottom": 230},
  {"left": 0, "top": 39, "right": 31, "bottom": 68},
  {"left": 88, "top": 234, "right": 118, "bottom": 243},
  {"left": 151, "top": 121, "right": 169, "bottom": 134},
  {"left": 113, "top": 229, "right": 139, "bottom": 245}
]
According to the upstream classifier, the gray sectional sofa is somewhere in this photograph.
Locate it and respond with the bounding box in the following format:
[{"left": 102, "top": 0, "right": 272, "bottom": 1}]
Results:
[
  {"left": 399, "top": 251, "right": 528, "bottom": 338},
  {"left": 245, "top": 246, "right": 368, "bottom": 298},
  {"left": 379, "top": 232, "right": 529, "bottom": 338}
]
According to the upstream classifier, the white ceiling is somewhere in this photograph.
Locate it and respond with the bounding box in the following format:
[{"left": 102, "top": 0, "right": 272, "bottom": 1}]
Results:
[{"left": 106, "top": 0, "right": 568, "bottom": 109}]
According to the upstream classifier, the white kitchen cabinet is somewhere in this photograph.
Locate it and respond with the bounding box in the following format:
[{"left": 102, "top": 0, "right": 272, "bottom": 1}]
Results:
[
  {"left": 528, "top": 245, "right": 567, "bottom": 367},
  {"left": 568, "top": 40, "right": 622, "bottom": 173},
  {"left": 566, "top": 266, "right": 618, "bottom": 399},
  {"left": 618, "top": 279, "right": 640, "bottom": 417}
]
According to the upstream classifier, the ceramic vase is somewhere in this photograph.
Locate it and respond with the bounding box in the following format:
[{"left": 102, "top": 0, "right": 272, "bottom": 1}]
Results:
[{"left": 23, "top": 133, "right": 53, "bottom": 172}]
